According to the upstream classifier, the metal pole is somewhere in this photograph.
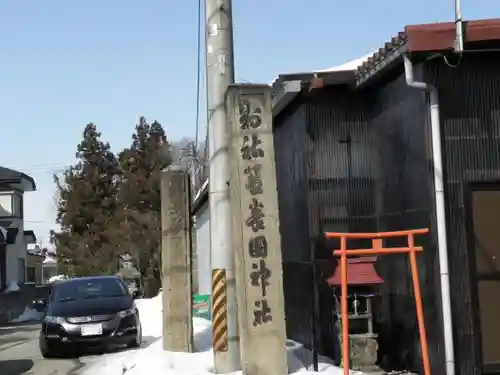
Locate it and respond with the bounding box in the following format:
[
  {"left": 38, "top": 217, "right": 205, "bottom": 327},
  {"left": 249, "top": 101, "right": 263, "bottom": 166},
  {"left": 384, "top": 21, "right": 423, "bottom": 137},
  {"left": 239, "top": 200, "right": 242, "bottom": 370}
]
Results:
[
  {"left": 204, "top": 0, "right": 240, "bottom": 372},
  {"left": 454, "top": 0, "right": 464, "bottom": 53}
]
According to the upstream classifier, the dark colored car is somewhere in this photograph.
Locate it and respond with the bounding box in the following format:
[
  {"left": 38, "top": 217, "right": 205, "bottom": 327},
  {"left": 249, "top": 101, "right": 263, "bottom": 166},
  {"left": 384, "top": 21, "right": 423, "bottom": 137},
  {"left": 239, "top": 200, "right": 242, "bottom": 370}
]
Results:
[{"left": 35, "top": 275, "right": 142, "bottom": 358}]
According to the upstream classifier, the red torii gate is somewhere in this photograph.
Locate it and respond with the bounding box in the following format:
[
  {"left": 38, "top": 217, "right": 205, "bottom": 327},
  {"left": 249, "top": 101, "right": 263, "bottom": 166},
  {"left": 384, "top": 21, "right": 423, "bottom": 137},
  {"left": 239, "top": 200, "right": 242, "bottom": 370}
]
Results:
[{"left": 324, "top": 229, "right": 431, "bottom": 375}]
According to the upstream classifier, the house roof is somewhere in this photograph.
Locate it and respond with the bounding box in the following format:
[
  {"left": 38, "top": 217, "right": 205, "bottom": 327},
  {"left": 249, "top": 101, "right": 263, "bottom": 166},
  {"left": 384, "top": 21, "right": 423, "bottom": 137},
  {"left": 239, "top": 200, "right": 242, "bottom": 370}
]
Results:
[
  {"left": 27, "top": 250, "right": 45, "bottom": 258},
  {"left": 314, "top": 52, "right": 376, "bottom": 73},
  {"left": 192, "top": 53, "right": 375, "bottom": 215},
  {"left": 43, "top": 257, "right": 57, "bottom": 265},
  {"left": 271, "top": 52, "right": 375, "bottom": 118},
  {"left": 23, "top": 230, "right": 37, "bottom": 244},
  {"left": 0, "top": 166, "right": 36, "bottom": 192},
  {"left": 290, "top": 18, "right": 500, "bottom": 91},
  {"left": 194, "top": 179, "right": 208, "bottom": 203},
  {"left": 192, "top": 178, "right": 209, "bottom": 215},
  {"left": 194, "top": 18, "right": 500, "bottom": 216},
  {"left": 356, "top": 19, "right": 500, "bottom": 87}
]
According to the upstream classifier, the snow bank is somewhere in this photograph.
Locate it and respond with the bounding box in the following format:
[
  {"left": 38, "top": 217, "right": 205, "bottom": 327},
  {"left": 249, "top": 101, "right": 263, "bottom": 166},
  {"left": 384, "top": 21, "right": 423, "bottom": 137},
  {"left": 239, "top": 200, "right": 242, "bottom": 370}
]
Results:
[
  {"left": 47, "top": 274, "right": 68, "bottom": 283},
  {"left": 81, "top": 291, "right": 366, "bottom": 375},
  {"left": 3, "top": 282, "right": 20, "bottom": 293},
  {"left": 133, "top": 293, "right": 163, "bottom": 339},
  {"left": 10, "top": 306, "right": 44, "bottom": 323}
]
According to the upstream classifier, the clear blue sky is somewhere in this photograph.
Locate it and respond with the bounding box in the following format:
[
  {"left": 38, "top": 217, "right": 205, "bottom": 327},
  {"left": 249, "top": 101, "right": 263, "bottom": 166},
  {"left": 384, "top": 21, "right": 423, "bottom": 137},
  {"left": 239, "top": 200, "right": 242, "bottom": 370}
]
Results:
[{"left": 0, "top": 0, "right": 496, "bottom": 246}]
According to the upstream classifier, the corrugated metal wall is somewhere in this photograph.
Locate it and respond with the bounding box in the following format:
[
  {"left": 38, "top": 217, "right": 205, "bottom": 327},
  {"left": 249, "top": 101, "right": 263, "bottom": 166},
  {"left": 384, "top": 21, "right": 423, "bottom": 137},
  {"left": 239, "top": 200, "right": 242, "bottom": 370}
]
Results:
[
  {"left": 302, "top": 78, "right": 443, "bottom": 373},
  {"left": 274, "top": 52, "right": 500, "bottom": 374},
  {"left": 306, "top": 86, "right": 373, "bottom": 238},
  {"left": 367, "top": 71, "right": 443, "bottom": 374},
  {"left": 424, "top": 51, "right": 500, "bottom": 375},
  {"left": 305, "top": 86, "right": 374, "bottom": 361},
  {"left": 274, "top": 75, "right": 443, "bottom": 373},
  {"left": 274, "top": 103, "right": 314, "bottom": 347}
]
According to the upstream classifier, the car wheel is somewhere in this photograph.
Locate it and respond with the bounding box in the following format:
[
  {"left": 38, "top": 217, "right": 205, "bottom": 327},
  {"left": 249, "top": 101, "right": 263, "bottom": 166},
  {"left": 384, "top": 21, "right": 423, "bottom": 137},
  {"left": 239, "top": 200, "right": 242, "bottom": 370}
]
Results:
[
  {"left": 127, "top": 323, "right": 142, "bottom": 348},
  {"left": 40, "top": 338, "right": 59, "bottom": 358}
]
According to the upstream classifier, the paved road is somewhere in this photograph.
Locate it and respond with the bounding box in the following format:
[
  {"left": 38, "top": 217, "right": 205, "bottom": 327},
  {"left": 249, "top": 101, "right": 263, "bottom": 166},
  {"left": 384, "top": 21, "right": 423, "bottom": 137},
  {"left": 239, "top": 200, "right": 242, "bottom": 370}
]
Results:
[{"left": 0, "top": 323, "right": 99, "bottom": 375}]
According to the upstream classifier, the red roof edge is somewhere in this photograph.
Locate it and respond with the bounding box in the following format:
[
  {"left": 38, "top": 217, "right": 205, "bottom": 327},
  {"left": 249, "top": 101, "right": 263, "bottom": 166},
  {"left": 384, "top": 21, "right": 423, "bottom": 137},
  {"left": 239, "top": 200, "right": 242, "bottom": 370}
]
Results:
[{"left": 406, "top": 18, "right": 500, "bottom": 52}]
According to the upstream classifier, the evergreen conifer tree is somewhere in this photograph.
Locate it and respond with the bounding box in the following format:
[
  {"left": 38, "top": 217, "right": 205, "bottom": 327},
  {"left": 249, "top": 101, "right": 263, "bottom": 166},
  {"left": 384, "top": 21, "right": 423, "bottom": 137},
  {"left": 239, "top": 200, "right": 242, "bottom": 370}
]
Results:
[
  {"left": 118, "top": 117, "right": 172, "bottom": 296},
  {"left": 52, "top": 123, "right": 122, "bottom": 276}
]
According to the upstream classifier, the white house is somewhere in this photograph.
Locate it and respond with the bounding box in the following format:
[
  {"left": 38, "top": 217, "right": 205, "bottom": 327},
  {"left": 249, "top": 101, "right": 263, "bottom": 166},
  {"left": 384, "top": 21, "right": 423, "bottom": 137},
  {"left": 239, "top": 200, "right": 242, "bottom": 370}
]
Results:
[
  {"left": 0, "top": 166, "right": 36, "bottom": 289},
  {"left": 42, "top": 256, "right": 58, "bottom": 283}
]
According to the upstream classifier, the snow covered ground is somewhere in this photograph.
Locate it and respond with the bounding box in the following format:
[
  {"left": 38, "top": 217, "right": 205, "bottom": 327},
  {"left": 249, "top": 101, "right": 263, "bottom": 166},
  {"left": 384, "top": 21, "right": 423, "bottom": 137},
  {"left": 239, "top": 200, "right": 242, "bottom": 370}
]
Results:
[
  {"left": 80, "top": 292, "right": 366, "bottom": 375},
  {"left": 10, "top": 306, "right": 44, "bottom": 323},
  {"left": 3, "top": 281, "right": 20, "bottom": 293}
]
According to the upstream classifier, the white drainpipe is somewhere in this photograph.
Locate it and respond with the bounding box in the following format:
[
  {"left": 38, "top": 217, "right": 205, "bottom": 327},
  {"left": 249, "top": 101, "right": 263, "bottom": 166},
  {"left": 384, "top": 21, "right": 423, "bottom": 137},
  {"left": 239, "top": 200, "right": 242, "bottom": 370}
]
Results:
[{"left": 403, "top": 53, "right": 455, "bottom": 375}]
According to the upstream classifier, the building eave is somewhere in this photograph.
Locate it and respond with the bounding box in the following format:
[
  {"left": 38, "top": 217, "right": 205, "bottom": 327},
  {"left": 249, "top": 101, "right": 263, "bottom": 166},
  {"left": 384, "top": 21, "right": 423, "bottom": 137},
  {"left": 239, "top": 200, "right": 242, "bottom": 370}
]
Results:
[
  {"left": 272, "top": 80, "right": 302, "bottom": 119},
  {"left": 196, "top": 57, "right": 370, "bottom": 211},
  {"left": 0, "top": 166, "right": 36, "bottom": 192},
  {"left": 24, "top": 230, "right": 37, "bottom": 245},
  {"left": 355, "top": 18, "right": 500, "bottom": 88},
  {"left": 192, "top": 179, "right": 209, "bottom": 215}
]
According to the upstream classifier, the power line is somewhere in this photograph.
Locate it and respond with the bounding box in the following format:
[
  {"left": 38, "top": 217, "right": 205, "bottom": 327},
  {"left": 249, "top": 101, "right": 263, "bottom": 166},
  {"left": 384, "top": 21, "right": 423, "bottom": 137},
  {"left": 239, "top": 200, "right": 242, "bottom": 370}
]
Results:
[
  {"left": 3, "top": 163, "right": 66, "bottom": 170},
  {"left": 2, "top": 163, "right": 70, "bottom": 173},
  {"left": 202, "top": 127, "right": 209, "bottom": 181},
  {"left": 9, "top": 0, "right": 205, "bottom": 180}
]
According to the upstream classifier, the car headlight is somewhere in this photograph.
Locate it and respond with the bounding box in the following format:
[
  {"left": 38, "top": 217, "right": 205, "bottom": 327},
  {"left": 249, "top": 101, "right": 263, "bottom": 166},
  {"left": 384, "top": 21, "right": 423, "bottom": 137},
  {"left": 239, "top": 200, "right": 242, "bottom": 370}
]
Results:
[
  {"left": 44, "top": 315, "right": 65, "bottom": 324},
  {"left": 117, "top": 308, "right": 136, "bottom": 318}
]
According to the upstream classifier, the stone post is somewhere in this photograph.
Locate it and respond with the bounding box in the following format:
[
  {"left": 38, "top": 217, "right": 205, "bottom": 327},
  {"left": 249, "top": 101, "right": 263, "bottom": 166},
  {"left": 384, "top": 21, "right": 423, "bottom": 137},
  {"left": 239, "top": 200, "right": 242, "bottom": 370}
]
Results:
[
  {"left": 161, "top": 167, "right": 193, "bottom": 352},
  {"left": 226, "top": 84, "right": 288, "bottom": 375}
]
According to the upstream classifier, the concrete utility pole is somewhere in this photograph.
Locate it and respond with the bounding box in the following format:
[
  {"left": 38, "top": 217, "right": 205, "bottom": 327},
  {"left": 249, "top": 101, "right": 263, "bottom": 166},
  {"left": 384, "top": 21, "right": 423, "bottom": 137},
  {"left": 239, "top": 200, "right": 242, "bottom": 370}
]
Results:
[
  {"left": 204, "top": 0, "right": 240, "bottom": 372},
  {"left": 227, "top": 84, "right": 288, "bottom": 375},
  {"left": 160, "top": 166, "right": 193, "bottom": 352}
]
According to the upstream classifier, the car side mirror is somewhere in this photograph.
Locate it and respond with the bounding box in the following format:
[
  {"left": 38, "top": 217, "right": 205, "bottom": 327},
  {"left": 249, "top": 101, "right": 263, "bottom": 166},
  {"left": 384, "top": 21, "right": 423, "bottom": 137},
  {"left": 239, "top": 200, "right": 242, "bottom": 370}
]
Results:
[{"left": 132, "top": 290, "right": 140, "bottom": 299}]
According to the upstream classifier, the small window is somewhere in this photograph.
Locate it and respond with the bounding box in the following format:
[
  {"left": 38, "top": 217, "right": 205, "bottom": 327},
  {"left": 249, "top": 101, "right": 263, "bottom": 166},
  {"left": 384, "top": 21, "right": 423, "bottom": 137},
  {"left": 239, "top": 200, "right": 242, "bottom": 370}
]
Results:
[
  {"left": 27, "top": 267, "right": 36, "bottom": 283},
  {"left": 0, "top": 192, "right": 22, "bottom": 218},
  {"left": 0, "top": 194, "right": 12, "bottom": 216}
]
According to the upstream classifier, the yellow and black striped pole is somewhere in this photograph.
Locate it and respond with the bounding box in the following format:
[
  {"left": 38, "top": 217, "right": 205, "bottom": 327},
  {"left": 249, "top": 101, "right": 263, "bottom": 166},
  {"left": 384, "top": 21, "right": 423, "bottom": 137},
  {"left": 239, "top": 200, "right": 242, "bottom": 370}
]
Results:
[{"left": 211, "top": 268, "right": 228, "bottom": 352}]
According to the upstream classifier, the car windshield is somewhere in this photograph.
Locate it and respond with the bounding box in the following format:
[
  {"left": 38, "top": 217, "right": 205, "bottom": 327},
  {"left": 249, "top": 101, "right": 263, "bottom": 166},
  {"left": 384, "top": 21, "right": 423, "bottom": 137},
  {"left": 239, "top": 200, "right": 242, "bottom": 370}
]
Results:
[{"left": 52, "top": 278, "right": 128, "bottom": 302}]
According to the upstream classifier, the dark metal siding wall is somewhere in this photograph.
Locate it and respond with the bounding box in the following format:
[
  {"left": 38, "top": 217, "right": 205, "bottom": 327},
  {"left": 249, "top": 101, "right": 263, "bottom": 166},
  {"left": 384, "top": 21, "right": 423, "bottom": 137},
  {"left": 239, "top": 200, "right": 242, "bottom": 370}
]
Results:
[
  {"left": 367, "top": 72, "right": 443, "bottom": 373},
  {"left": 305, "top": 86, "right": 374, "bottom": 238},
  {"left": 274, "top": 54, "right": 500, "bottom": 374},
  {"left": 305, "top": 86, "right": 374, "bottom": 361},
  {"left": 273, "top": 103, "right": 313, "bottom": 346},
  {"left": 424, "top": 52, "right": 500, "bottom": 375},
  {"left": 303, "top": 78, "right": 443, "bottom": 373},
  {"left": 273, "top": 75, "right": 445, "bottom": 372}
]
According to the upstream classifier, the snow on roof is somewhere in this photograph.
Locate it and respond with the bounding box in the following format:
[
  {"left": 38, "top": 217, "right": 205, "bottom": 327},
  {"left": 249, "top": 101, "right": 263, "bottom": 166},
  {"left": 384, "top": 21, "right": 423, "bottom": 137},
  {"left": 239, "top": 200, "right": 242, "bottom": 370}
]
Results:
[
  {"left": 43, "top": 256, "right": 57, "bottom": 265},
  {"left": 274, "top": 51, "right": 375, "bottom": 78},
  {"left": 313, "top": 51, "right": 376, "bottom": 73}
]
